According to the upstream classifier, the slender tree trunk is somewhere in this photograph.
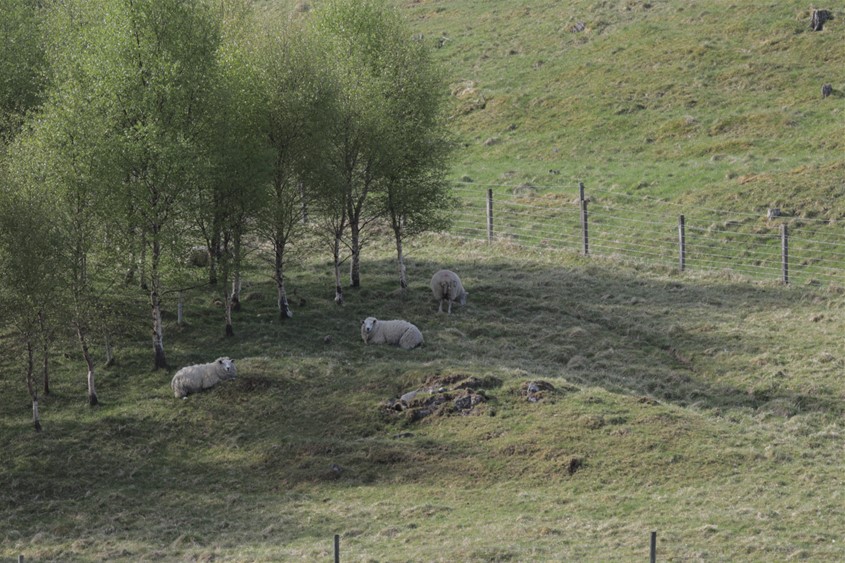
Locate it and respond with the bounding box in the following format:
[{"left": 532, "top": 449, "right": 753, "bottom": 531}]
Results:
[
  {"left": 225, "top": 298, "right": 234, "bottom": 336},
  {"left": 299, "top": 181, "right": 308, "bottom": 225},
  {"left": 177, "top": 292, "right": 184, "bottom": 326},
  {"left": 125, "top": 220, "right": 138, "bottom": 286},
  {"left": 25, "top": 340, "right": 41, "bottom": 432},
  {"left": 104, "top": 329, "right": 115, "bottom": 367},
  {"left": 76, "top": 323, "right": 98, "bottom": 406},
  {"left": 333, "top": 235, "right": 344, "bottom": 305},
  {"left": 393, "top": 225, "right": 408, "bottom": 290},
  {"left": 38, "top": 309, "right": 50, "bottom": 396},
  {"left": 150, "top": 230, "right": 167, "bottom": 369},
  {"left": 125, "top": 241, "right": 137, "bottom": 285},
  {"left": 231, "top": 230, "right": 242, "bottom": 312},
  {"left": 124, "top": 264, "right": 136, "bottom": 286},
  {"left": 222, "top": 235, "right": 233, "bottom": 337},
  {"left": 232, "top": 277, "right": 242, "bottom": 312},
  {"left": 274, "top": 242, "right": 292, "bottom": 319},
  {"left": 349, "top": 218, "right": 361, "bottom": 289},
  {"left": 151, "top": 289, "right": 166, "bottom": 369},
  {"left": 32, "top": 397, "right": 41, "bottom": 432},
  {"left": 139, "top": 229, "right": 148, "bottom": 291},
  {"left": 209, "top": 229, "right": 220, "bottom": 286}
]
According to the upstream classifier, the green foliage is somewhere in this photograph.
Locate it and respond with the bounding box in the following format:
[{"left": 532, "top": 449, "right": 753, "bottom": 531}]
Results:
[
  {"left": 0, "top": 0, "right": 44, "bottom": 102},
  {"left": 0, "top": 173, "right": 65, "bottom": 351},
  {"left": 0, "top": 0, "right": 47, "bottom": 143},
  {"left": 308, "top": 0, "right": 457, "bottom": 290}
]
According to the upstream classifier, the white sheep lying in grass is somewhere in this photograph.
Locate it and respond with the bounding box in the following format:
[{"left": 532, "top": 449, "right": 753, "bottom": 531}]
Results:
[
  {"left": 171, "top": 357, "right": 237, "bottom": 399},
  {"left": 361, "top": 317, "right": 424, "bottom": 350},
  {"left": 430, "top": 269, "right": 468, "bottom": 314}
]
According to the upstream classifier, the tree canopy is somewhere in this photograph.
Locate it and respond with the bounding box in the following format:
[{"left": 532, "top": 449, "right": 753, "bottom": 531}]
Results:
[{"left": 0, "top": 0, "right": 454, "bottom": 429}]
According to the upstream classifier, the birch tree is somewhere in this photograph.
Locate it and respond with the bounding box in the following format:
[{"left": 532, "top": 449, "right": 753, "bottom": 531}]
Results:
[
  {"left": 311, "top": 0, "right": 451, "bottom": 293},
  {"left": 311, "top": 0, "right": 399, "bottom": 293},
  {"left": 253, "top": 17, "right": 330, "bottom": 316},
  {"left": 5, "top": 1, "right": 128, "bottom": 405},
  {"left": 9, "top": 97, "right": 114, "bottom": 404},
  {"left": 56, "top": 0, "right": 222, "bottom": 368},
  {"left": 376, "top": 34, "right": 454, "bottom": 290},
  {"left": 189, "top": 0, "right": 270, "bottom": 335},
  {"left": 0, "top": 179, "right": 64, "bottom": 431}
]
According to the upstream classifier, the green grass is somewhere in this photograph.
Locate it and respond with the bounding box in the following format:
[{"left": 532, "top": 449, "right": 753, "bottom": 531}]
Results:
[
  {"left": 4, "top": 236, "right": 845, "bottom": 560},
  {"left": 401, "top": 0, "right": 843, "bottom": 216},
  {"left": 4, "top": 1, "right": 845, "bottom": 560}
]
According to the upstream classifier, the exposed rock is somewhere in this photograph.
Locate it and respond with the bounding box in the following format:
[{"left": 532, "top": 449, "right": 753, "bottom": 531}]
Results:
[
  {"left": 450, "top": 80, "right": 486, "bottom": 115},
  {"left": 382, "top": 373, "right": 501, "bottom": 422},
  {"left": 327, "top": 463, "right": 344, "bottom": 479},
  {"left": 566, "top": 456, "right": 584, "bottom": 475},
  {"left": 822, "top": 84, "right": 832, "bottom": 98},
  {"left": 811, "top": 9, "right": 833, "bottom": 31},
  {"left": 521, "top": 380, "right": 556, "bottom": 403}
]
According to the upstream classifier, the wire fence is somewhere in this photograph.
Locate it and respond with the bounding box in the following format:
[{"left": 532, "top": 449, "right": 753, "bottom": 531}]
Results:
[{"left": 449, "top": 181, "right": 845, "bottom": 287}]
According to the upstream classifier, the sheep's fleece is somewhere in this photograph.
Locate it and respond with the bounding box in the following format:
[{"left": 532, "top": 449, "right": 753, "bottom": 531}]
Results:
[
  {"left": 430, "top": 269, "right": 468, "bottom": 314},
  {"left": 361, "top": 317, "right": 424, "bottom": 350},
  {"left": 171, "top": 357, "right": 237, "bottom": 399}
]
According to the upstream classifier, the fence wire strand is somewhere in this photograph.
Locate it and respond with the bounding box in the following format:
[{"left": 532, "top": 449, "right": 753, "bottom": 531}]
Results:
[{"left": 450, "top": 182, "right": 845, "bottom": 286}]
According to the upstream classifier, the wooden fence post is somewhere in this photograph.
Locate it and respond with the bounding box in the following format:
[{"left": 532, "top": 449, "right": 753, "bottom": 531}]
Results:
[
  {"left": 678, "top": 215, "right": 686, "bottom": 271},
  {"left": 579, "top": 182, "right": 589, "bottom": 256},
  {"left": 650, "top": 531, "right": 657, "bottom": 563},
  {"left": 486, "top": 188, "right": 494, "bottom": 243},
  {"left": 781, "top": 224, "right": 789, "bottom": 284},
  {"left": 334, "top": 534, "right": 340, "bottom": 563}
]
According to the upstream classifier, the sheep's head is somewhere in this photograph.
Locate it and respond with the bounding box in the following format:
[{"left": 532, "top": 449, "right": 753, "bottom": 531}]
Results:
[
  {"left": 216, "top": 357, "right": 237, "bottom": 380},
  {"left": 361, "top": 317, "right": 377, "bottom": 342},
  {"left": 459, "top": 291, "right": 469, "bottom": 306}
]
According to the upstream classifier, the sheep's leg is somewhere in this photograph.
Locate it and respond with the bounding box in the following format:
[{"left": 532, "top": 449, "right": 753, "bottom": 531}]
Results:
[
  {"left": 438, "top": 299, "right": 444, "bottom": 313},
  {"left": 447, "top": 299, "right": 453, "bottom": 314}
]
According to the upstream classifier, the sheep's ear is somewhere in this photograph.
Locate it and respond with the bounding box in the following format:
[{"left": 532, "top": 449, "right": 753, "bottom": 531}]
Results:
[{"left": 217, "top": 359, "right": 223, "bottom": 364}]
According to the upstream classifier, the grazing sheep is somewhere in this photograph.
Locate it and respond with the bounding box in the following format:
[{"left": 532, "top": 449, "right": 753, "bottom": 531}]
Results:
[
  {"left": 171, "top": 357, "right": 237, "bottom": 399},
  {"left": 361, "top": 317, "right": 424, "bottom": 350},
  {"left": 188, "top": 245, "right": 209, "bottom": 267},
  {"left": 430, "top": 269, "right": 468, "bottom": 314}
]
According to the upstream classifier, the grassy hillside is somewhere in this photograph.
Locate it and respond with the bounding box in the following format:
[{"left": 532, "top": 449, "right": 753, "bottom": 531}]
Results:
[
  {"left": 3, "top": 236, "right": 845, "bottom": 560},
  {"left": 3, "top": 1, "right": 845, "bottom": 561},
  {"left": 404, "top": 0, "right": 843, "bottom": 216}
]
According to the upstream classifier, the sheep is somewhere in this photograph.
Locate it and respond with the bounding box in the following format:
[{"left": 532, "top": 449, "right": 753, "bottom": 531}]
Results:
[
  {"left": 361, "top": 317, "right": 424, "bottom": 350},
  {"left": 430, "top": 269, "right": 468, "bottom": 314},
  {"left": 171, "top": 357, "right": 237, "bottom": 399},
  {"left": 187, "top": 245, "right": 209, "bottom": 267}
]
